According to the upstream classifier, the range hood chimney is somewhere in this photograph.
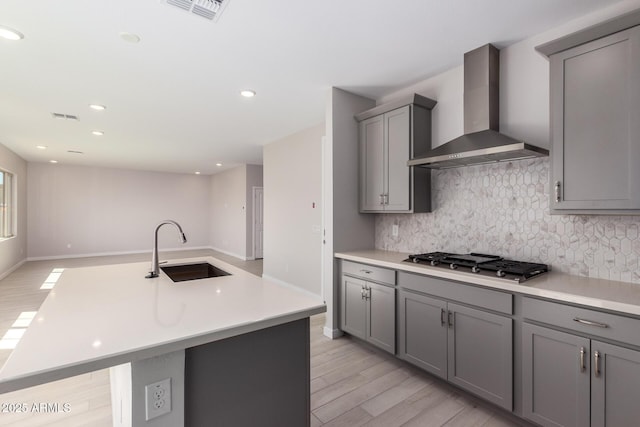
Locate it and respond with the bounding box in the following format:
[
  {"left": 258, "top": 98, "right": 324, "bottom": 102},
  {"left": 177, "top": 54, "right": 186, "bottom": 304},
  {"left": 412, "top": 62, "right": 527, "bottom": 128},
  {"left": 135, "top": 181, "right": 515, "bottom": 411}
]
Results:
[{"left": 408, "top": 44, "right": 548, "bottom": 169}]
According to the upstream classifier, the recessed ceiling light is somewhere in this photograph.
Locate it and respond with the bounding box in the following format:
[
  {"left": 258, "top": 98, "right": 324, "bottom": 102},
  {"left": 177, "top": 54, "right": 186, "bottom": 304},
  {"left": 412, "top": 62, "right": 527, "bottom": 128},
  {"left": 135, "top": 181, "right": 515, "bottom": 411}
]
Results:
[
  {"left": 240, "top": 90, "right": 256, "bottom": 98},
  {"left": 119, "top": 32, "right": 141, "bottom": 44},
  {"left": 216, "top": 162, "right": 223, "bottom": 167},
  {"left": 36, "top": 145, "right": 47, "bottom": 150},
  {"left": 92, "top": 130, "right": 104, "bottom": 136},
  {"left": 89, "top": 104, "right": 106, "bottom": 111},
  {"left": 195, "top": 171, "right": 201, "bottom": 175},
  {"left": 0, "top": 26, "right": 24, "bottom": 41},
  {"left": 49, "top": 160, "right": 58, "bottom": 164}
]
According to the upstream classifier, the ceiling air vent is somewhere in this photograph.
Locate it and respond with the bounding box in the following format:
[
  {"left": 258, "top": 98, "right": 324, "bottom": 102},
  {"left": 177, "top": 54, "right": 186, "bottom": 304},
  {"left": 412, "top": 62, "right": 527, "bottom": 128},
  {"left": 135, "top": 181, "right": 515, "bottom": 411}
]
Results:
[
  {"left": 52, "top": 113, "right": 79, "bottom": 121},
  {"left": 164, "top": 0, "right": 230, "bottom": 21}
]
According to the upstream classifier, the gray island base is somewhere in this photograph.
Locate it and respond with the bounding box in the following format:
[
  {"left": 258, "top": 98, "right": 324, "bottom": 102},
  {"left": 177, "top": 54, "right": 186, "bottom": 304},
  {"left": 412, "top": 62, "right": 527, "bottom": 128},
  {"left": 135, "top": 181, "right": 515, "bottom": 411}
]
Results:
[{"left": 113, "top": 318, "right": 311, "bottom": 427}]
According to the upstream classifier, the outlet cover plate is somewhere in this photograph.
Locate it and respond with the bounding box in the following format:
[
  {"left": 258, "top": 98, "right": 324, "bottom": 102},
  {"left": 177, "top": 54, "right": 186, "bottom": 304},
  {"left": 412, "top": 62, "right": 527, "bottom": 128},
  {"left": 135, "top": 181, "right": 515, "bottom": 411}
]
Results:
[{"left": 145, "top": 378, "right": 171, "bottom": 420}]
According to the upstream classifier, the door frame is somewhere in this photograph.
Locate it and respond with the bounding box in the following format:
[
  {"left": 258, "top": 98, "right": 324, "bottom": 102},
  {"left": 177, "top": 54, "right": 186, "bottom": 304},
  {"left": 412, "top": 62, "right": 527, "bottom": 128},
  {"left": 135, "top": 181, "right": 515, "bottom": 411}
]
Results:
[{"left": 252, "top": 186, "right": 264, "bottom": 260}]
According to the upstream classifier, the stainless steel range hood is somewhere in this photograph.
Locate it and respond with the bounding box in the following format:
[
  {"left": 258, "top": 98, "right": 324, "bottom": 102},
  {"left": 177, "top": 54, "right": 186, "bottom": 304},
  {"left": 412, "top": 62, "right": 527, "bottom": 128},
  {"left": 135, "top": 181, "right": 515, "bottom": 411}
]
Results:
[{"left": 408, "top": 44, "right": 548, "bottom": 169}]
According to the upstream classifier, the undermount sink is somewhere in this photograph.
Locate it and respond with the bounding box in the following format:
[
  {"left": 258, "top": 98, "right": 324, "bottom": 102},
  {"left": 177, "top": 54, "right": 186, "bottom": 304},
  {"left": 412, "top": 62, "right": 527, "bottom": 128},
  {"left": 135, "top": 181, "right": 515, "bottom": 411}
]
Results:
[{"left": 161, "top": 262, "right": 231, "bottom": 282}]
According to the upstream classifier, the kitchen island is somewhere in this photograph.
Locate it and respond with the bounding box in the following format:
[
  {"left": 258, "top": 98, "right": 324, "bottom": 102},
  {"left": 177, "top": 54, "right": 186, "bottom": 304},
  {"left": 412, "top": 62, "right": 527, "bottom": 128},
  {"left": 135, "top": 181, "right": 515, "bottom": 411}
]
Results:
[{"left": 0, "top": 256, "right": 325, "bottom": 426}]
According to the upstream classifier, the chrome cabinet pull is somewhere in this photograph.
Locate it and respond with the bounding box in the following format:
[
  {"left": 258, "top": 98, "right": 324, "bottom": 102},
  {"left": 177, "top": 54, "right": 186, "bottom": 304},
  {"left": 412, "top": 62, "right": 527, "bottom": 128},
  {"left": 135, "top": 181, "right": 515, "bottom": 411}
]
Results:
[
  {"left": 361, "top": 286, "right": 365, "bottom": 300},
  {"left": 594, "top": 351, "right": 601, "bottom": 377},
  {"left": 440, "top": 308, "right": 446, "bottom": 327},
  {"left": 579, "top": 347, "right": 586, "bottom": 372},
  {"left": 379, "top": 194, "right": 385, "bottom": 205},
  {"left": 383, "top": 194, "right": 389, "bottom": 205},
  {"left": 359, "top": 269, "right": 372, "bottom": 275},
  {"left": 447, "top": 311, "right": 454, "bottom": 328},
  {"left": 573, "top": 318, "right": 609, "bottom": 328},
  {"left": 554, "top": 181, "right": 561, "bottom": 203}
]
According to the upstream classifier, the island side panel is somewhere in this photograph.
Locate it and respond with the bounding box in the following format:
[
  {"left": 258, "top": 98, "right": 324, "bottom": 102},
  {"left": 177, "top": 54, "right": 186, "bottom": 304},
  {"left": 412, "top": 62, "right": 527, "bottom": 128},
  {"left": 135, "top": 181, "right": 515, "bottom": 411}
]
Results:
[{"left": 185, "top": 318, "right": 311, "bottom": 427}]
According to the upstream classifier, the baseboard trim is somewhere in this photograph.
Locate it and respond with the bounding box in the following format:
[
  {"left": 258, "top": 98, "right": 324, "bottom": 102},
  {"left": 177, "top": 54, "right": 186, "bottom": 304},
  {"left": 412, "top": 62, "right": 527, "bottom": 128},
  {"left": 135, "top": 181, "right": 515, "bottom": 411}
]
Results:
[
  {"left": 323, "top": 326, "right": 343, "bottom": 340},
  {"left": 26, "top": 246, "right": 212, "bottom": 262},
  {"left": 261, "top": 274, "right": 322, "bottom": 300},
  {"left": 209, "top": 247, "right": 247, "bottom": 261},
  {"left": 0, "top": 258, "right": 27, "bottom": 281}
]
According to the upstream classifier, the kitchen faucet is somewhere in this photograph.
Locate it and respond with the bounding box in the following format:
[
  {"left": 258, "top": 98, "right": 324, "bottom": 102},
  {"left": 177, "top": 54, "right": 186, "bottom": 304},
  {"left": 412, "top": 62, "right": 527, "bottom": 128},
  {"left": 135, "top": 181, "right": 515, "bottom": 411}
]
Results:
[{"left": 145, "top": 220, "right": 187, "bottom": 278}]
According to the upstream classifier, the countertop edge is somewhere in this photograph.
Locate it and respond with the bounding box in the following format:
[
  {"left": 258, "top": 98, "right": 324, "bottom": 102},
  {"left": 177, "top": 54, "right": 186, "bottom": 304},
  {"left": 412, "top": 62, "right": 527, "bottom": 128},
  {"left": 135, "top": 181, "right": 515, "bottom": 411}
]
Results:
[
  {"left": 335, "top": 251, "right": 640, "bottom": 317},
  {"left": 0, "top": 305, "right": 325, "bottom": 394}
]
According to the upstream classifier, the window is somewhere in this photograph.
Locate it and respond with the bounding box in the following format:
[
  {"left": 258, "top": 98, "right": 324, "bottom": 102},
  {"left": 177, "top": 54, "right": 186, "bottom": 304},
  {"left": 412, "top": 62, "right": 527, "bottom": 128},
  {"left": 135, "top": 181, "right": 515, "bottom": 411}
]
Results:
[{"left": 0, "top": 169, "right": 14, "bottom": 239}]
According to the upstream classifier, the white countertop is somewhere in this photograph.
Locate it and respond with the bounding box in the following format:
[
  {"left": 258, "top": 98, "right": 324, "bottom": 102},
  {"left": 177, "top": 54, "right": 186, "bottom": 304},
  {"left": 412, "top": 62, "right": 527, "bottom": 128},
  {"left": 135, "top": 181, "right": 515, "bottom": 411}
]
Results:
[
  {"left": 0, "top": 256, "right": 325, "bottom": 393},
  {"left": 336, "top": 250, "right": 640, "bottom": 317}
]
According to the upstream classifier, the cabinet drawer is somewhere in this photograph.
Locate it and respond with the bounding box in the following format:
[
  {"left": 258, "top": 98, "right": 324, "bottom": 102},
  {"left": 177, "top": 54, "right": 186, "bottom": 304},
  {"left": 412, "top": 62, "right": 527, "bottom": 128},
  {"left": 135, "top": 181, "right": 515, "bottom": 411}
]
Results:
[
  {"left": 398, "top": 272, "right": 512, "bottom": 315},
  {"left": 342, "top": 260, "right": 395, "bottom": 285},
  {"left": 523, "top": 297, "right": 640, "bottom": 345}
]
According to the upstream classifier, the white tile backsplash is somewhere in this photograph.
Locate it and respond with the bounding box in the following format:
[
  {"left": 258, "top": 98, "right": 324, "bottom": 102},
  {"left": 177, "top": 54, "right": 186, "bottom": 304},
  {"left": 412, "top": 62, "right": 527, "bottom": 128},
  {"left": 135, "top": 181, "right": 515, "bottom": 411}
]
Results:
[{"left": 375, "top": 158, "right": 640, "bottom": 283}]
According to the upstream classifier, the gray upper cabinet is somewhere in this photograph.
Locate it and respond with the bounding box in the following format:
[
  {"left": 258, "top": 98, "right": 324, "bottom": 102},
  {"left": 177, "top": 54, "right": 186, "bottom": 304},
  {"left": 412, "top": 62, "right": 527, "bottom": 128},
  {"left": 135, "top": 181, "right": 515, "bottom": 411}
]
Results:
[
  {"left": 538, "top": 19, "right": 640, "bottom": 214},
  {"left": 356, "top": 94, "right": 436, "bottom": 213}
]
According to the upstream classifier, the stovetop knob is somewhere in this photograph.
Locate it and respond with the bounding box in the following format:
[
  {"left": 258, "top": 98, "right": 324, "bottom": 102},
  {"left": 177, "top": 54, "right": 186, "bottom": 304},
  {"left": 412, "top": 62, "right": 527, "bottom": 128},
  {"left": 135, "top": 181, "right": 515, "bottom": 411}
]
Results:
[
  {"left": 496, "top": 270, "right": 506, "bottom": 278},
  {"left": 430, "top": 260, "right": 438, "bottom": 266},
  {"left": 449, "top": 263, "right": 458, "bottom": 270},
  {"left": 471, "top": 266, "right": 480, "bottom": 273},
  {"left": 412, "top": 257, "right": 418, "bottom": 263}
]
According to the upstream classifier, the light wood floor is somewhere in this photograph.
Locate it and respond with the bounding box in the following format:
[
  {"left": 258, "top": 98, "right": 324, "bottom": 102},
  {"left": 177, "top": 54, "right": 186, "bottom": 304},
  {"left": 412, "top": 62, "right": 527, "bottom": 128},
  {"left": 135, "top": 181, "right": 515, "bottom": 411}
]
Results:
[{"left": 0, "top": 251, "right": 522, "bottom": 426}]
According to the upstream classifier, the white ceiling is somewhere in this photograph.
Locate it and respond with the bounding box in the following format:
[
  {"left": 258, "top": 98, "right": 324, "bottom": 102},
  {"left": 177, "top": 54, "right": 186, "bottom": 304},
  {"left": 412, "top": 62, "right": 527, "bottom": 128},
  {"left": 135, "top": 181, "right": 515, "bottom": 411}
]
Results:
[{"left": 0, "top": 0, "right": 624, "bottom": 174}]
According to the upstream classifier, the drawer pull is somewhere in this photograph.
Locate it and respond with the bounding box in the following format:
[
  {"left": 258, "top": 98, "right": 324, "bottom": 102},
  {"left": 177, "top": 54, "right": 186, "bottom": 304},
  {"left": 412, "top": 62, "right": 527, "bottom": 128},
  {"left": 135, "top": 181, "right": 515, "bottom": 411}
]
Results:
[
  {"left": 440, "top": 308, "right": 446, "bottom": 327},
  {"left": 359, "top": 269, "right": 372, "bottom": 274},
  {"left": 579, "top": 347, "right": 586, "bottom": 372},
  {"left": 573, "top": 318, "right": 609, "bottom": 328},
  {"left": 594, "top": 351, "right": 601, "bottom": 377}
]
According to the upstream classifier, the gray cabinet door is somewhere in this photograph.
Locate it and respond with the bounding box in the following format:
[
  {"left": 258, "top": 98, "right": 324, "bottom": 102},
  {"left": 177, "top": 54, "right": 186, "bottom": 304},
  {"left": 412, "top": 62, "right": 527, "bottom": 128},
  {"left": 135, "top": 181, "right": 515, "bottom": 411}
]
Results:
[
  {"left": 522, "top": 323, "right": 590, "bottom": 427},
  {"left": 366, "top": 282, "right": 396, "bottom": 354},
  {"left": 340, "top": 276, "right": 366, "bottom": 340},
  {"left": 385, "top": 105, "right": 411, "bottom": 211},
  {"left": 397, "top": 289, "right": 448, "bottom": 379},
  {"left": 550, "top": 26, "right": 640, "bottom": 213},
  {"left": 448, "top": 303, "right": 513, "bottom": 411},
  {"left": 591, "top": 340, "right": 640, "bottom": 427},
  {"left": 359, "top": 115, "right": 385, "bottom": 212}
]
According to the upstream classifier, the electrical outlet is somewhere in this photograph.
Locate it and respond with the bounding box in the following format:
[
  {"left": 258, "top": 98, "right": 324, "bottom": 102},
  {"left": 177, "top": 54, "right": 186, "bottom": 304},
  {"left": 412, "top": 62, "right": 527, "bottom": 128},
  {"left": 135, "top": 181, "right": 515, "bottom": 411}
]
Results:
[
  {"left": 145, "top": 378, "right": 171, "bottom": 421},
  {"left": 392, "top": 224, "right": 399, "bottom": 237}
]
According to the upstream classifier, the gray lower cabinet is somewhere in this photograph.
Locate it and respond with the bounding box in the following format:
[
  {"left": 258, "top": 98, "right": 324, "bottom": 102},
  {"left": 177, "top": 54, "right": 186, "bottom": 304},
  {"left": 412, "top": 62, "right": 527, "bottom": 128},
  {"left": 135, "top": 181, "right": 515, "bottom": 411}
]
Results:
[
  {"left": 340, "top": 265, "right": 395, "bottom": 354},
  {"left": 591, "top": 341, "right": 640, "bottom": 427},
  {"left": 539, "top": 20, "right": 640, "bottom": 214},
  {"left": 398, "top": 290, "right": 447, "bottom": 378},
  {"left": 522, "top": 296, "right": 640, "bottom": 427},
  {"left": 398, "top": 288, "right": 513, "bottom": 411},
  {"left": 522, "top": 323, "right": 590, "bottom": 427}
]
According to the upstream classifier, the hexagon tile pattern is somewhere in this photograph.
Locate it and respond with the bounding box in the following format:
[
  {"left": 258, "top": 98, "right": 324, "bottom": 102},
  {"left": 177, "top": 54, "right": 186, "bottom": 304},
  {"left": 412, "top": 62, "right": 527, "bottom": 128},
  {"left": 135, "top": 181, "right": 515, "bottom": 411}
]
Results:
[{"left": 375, "top": 158, "right": 640, "bottom": 284}]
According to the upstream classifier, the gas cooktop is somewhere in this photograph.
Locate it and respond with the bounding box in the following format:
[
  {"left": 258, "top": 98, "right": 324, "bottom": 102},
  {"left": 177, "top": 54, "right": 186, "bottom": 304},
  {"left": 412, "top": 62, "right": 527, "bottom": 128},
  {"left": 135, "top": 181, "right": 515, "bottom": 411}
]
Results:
[{"left": 405, "top": 252, "right": 549, "bottom": 283}]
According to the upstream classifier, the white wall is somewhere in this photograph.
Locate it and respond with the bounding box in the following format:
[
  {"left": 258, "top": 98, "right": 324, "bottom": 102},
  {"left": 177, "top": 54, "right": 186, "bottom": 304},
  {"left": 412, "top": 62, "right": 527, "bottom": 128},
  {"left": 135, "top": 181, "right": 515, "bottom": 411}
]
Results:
[
  {"left": 323, "top": 88, "right": 377, "bottom": 337},
  {"left": 263, "top": 124, "right": 324, "bottom": 296},
  {"left": 210, "top": 166, "right": 248, "bottom": 259},
  {"left": 209, "top": 164, "right": 264, "bottom": 260},
  {"left": 379, "top": 0, "right": 640, "bottom": 151},
  {"left": 0, "top": 143, "right": 27, "bottom": 278},
  {"left": 27, "top": 163, "right": 211, "bottom": 259}
]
